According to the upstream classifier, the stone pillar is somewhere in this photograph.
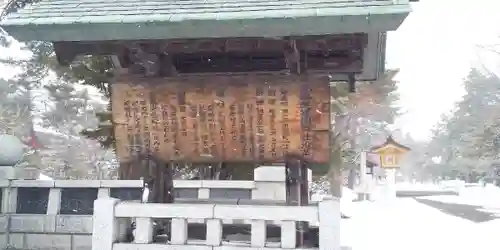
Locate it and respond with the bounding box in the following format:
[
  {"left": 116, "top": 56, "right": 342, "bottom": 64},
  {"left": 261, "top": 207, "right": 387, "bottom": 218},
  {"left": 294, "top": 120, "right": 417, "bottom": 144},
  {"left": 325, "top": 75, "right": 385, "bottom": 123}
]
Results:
[
  {"left": 253, "top": 165, "right": 312, "bottom": 202},
  {"left": 252, "top": 165, "right": 287, "bottom": 201},
  {"left": 92, "top": 198, "right": 120, "bottom": 250},
  {"left": 318, "top": 196, "right": 341, "bottom": 250},
  {"left": 384, "top": 168, "right": 397, "bottom": 200}
]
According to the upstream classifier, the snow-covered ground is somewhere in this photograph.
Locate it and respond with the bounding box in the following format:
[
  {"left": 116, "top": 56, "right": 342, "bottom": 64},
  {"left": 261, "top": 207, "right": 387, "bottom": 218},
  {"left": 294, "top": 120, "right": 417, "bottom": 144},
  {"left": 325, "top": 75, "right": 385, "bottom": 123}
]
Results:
[
  {"left": 418, "top": 184, "right": 500, "bottom": 212},
  {"left": 341, "top": 183, "right": 500, "bottom": 250},
  {"left": 342, "top": 198, "right": 500, "bottom": 250}
]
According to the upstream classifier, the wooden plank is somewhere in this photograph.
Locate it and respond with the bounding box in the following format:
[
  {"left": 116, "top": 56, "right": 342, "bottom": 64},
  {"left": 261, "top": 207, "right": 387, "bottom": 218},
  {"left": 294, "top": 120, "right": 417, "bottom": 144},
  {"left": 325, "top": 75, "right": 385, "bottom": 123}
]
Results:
[{"left": 112, "top": 76, "right": 329, "bottom": 163}]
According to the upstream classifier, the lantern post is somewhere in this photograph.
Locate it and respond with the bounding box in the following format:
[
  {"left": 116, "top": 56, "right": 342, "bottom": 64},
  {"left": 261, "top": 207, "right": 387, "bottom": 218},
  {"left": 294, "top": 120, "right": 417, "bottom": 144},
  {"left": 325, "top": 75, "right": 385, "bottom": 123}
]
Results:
[
  {"left": 370, "top": 136, "right": 411, "bottom": 199},
  {"left": 357, "top": 151, "right": 378, "bottom": 201}
]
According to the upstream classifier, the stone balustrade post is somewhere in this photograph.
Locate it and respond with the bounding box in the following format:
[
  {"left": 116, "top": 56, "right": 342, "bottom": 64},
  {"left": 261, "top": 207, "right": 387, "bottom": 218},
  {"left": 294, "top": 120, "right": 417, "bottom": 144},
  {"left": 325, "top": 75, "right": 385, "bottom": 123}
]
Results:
[
  {"left": 252, "top": 165, "right": 312, "bottom": 201},
  {"left": 318, "top": 196, "right": 341, "bottom": 250},
  {"left": 92, "top": 197, "right": 120, "bottom": 250},
  {"left": 252, "top": 166, "right": 287, "bottom": 201}
]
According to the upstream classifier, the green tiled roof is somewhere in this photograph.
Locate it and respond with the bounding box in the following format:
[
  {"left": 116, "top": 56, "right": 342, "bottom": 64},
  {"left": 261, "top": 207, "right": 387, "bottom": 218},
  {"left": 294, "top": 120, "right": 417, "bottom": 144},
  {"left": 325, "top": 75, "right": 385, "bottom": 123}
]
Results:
[{"left": 0, "top": 0, "right": 412, "bottom": 41}]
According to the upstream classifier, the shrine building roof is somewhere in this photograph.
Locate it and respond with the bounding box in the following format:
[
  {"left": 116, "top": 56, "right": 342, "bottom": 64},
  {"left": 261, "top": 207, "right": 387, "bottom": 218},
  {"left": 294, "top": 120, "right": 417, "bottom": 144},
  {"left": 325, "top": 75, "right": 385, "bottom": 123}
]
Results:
[{"left": 1, "top": 0, "right": 411, "bottom": 42}]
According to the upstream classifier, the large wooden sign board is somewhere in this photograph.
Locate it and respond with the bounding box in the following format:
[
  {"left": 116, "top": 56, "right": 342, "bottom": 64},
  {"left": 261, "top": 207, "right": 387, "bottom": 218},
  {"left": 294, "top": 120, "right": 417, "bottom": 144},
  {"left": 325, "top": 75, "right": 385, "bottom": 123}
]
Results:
[{"left": 112, "top": 76, "right": 330, "bottom": 163}]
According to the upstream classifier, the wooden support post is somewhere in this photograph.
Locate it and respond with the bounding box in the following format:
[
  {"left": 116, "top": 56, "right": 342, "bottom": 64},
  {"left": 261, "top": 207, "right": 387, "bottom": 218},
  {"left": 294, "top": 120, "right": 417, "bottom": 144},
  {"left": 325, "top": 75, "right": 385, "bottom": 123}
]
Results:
[{"left": 284, "top": 154, "right": 309, "bottom": 248}]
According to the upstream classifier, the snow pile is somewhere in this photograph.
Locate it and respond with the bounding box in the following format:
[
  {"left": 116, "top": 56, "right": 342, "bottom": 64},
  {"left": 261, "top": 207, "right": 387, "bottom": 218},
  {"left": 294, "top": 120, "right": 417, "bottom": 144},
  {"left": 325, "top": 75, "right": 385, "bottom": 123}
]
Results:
[
  {"left": 342, "top": 186, "right": 356, "bottom": 202},
  {"left": 311, "top": 186, "right": 356, "bottom": 217},
  {"left": 459, "top": 184, "right": 500, "bottom": 210},
  {"left": 340, "top": 187, "right": 356, "bottom": 218}
]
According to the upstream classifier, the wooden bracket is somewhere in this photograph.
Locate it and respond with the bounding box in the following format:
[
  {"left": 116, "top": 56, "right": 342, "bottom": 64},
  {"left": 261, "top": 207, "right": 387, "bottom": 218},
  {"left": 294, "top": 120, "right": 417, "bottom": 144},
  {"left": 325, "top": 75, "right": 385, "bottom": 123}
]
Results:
[
  {"left": 283, "top": 38, "right": 301, "bottom": 74},
  {"left": 158, "top": 53, "right": 178, "bottom": 77},
  {"left": 127, "top": 43, "right": 179, "bottom": 77},
  {"left": 109, "top": 55, "right": 128, "bottom": 74},
  {"left": 53, "top": 42, "right": 77, "bottom": 66}
]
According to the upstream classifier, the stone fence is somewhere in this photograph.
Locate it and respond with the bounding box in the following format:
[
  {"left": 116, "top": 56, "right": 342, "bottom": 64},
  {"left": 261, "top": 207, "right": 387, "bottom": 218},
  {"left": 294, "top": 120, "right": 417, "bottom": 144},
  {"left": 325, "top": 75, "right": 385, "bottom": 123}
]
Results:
[
  {"left": 0, "top": 179, "right": 144, "bottom": 249},
  {"left": 93, "top": 197, "right": 339, "bottom": 250},
  {"left": 0, "top": 166, "right": 316, "bottom": 249}
]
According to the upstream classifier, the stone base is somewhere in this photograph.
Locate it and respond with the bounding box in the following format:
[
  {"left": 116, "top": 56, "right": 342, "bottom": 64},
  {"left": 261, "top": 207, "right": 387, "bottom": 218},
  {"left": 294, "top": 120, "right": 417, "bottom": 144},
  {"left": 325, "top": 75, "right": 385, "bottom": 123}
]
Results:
[
  {"left": 0, "top": 165, "right": 39, "bottom": 180},
  {"left": 20, "top": 165, "right": 40, "bottom": 180},
  {"left": 0, "top": 166, "right": 17, "bottom": 180}
]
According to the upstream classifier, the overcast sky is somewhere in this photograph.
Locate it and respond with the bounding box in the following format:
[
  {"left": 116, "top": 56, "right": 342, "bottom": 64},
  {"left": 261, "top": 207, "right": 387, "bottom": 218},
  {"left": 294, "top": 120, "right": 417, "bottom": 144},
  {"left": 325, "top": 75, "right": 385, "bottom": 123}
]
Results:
[{"left": 391, "top": 0, "right": 500, "bottom": 141}]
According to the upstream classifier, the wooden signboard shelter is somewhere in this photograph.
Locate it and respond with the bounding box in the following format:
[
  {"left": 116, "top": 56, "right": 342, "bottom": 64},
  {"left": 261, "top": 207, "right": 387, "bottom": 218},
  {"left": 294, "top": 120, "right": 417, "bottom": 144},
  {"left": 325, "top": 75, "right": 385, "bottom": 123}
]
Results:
[
  {"left": 1, "top": 0, "right": 411, "bottom": 208},
  {"left": 1, "top": 0, "right": 411, "bottom": 245}
]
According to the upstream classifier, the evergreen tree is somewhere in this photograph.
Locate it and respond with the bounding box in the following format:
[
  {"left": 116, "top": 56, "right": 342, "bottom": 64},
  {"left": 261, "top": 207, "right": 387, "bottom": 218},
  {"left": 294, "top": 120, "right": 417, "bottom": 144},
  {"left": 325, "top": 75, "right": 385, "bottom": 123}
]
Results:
[
  {"left": 1, "top": 39, "right": 115, "bottom": 147},
  {"left": 427, "top": 68, "right": 500, "bottom": 179},
  {"left": 0, "top": 78, "right": 30, "bottom": 136},
  {"left": 1, "top": 37, "right": 116, "bottom": 177}
]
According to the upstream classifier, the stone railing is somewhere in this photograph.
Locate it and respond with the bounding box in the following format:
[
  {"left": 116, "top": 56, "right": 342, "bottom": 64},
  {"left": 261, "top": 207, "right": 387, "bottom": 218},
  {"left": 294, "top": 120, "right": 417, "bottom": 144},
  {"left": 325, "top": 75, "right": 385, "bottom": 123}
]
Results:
[
  {"left": 93, "top": 197, "right": 339, "bottom": 250},
  {"left": 173, "top": 166, "right": 306, "bottom": 201},
  {"left": 0, "top": 179, "right": 144, "bottom": 249},
  {"left": 0, "top": 166, "right": 312, "bottom": 249},
  {"left": 0, "top": 166, "right": 302, "bottom": 215},
  {"left": 0, "top": 179, "right": 145, "bottom": 214}
]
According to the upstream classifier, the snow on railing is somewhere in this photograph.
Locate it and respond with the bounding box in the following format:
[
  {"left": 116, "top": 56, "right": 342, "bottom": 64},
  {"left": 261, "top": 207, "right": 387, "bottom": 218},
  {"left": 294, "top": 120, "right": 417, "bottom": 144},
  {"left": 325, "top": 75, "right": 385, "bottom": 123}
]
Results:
[{"left": 92, "top": 197, "right": 340, "bottom": 250}]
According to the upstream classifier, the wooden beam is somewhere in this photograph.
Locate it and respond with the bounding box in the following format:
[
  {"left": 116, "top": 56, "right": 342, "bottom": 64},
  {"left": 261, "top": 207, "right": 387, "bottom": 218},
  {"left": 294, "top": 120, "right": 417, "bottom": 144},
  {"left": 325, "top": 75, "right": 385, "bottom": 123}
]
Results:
[
  {"left": 53, "top": 34, "right": 367, "bottom": 55},
  {"left": 52, "top": 34, "right": 366, "bottom": 76}
]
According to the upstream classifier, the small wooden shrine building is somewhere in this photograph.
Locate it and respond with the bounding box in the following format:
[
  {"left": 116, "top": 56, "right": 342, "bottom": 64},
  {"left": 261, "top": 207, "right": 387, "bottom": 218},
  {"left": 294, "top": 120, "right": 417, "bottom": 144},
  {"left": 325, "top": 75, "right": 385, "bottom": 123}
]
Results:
[{"left": 0, "top": 0, "right": 412, "bottom": 202}]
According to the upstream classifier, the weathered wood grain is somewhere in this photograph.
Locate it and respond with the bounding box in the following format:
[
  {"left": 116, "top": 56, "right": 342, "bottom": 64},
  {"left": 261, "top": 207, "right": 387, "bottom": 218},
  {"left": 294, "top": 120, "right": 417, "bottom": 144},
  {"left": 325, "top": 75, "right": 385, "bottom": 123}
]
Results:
[{"left": 112, "top": 76, "right": 330, "bottom": 163}]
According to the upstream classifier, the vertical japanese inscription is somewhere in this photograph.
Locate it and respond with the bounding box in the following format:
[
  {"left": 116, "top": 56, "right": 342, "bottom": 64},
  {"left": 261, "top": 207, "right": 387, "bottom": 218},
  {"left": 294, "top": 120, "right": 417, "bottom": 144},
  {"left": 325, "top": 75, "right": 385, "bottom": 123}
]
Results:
[
  {"left": 216, "top": 88, "right": 226, "bottom": 158},
  {"left": 207, "top": 103, "right": 217, "bottom": 156},
  {"left": 179, "top": 90, "right": 188, "bottom": 136},
  {"left": 229, "top": 104, "right": 237, "bottom": 153},
  {"left": 279, "top": 88, "right": 290, "bottom": 155},
  {"left": 300, "top": 85, "right": 312, "bottom": 157},
  {"left": 131, "top": 93, "right": 142, "bottom": 153},
  {"left": 189, "top": 104, "right": 200, "bottom": 155},
  {"left": 256, "top": 86, "right": 265, "bottom": 160},
  {"left": 170, "top": 105, "right": 180, "bottom": 156},
  {"left": 161, "top": 103, "right": 170, "bottom": 144},
  {"left": 268, "top": 88, "right": 277, "bottom": 158},
  {"left": 123, "top": 94, "right": 134, "bottom": 155},
  {"left": 150, "top": 92, "right": 161, "bottom": 154},
  {"left": 247, "top": 103, "right": 254, "bottom": 158},
  {"left": 238, "top": 103, "right": 247, "bottom": 157},
  {"left": 199, "top": 104, "right": 210, "bottom": 155},
  {"left": 139, "top": 92, "right": 150, "bottom": 153}
]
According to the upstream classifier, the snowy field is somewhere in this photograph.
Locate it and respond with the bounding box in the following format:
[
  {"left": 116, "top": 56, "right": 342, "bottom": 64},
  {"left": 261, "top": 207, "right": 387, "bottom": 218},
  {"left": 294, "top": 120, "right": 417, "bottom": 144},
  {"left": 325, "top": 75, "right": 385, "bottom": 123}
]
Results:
[{"left": 340, "top": 183, "right": 500, "bottom": 250}]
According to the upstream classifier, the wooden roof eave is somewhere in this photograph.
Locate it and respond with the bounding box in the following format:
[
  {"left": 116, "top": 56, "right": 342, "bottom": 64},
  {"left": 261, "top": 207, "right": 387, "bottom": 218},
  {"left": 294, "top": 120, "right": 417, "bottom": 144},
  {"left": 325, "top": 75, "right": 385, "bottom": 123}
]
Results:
[
  {"left": 0, "top": 4, "right": 411, "bottom": 42},
  {"left": 370, "top": 136, "right": 411, "bottom": 152}
]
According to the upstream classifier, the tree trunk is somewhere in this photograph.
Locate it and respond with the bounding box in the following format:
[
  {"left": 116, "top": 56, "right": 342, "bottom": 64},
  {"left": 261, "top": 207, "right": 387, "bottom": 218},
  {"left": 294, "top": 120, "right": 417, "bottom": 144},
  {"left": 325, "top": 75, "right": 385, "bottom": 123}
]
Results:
[
  {"left": 328, "top": 132, "right": 343, "bottom": 198},
  {"left": 328, "top": 83, "right": 347, "bottom": 198}
]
